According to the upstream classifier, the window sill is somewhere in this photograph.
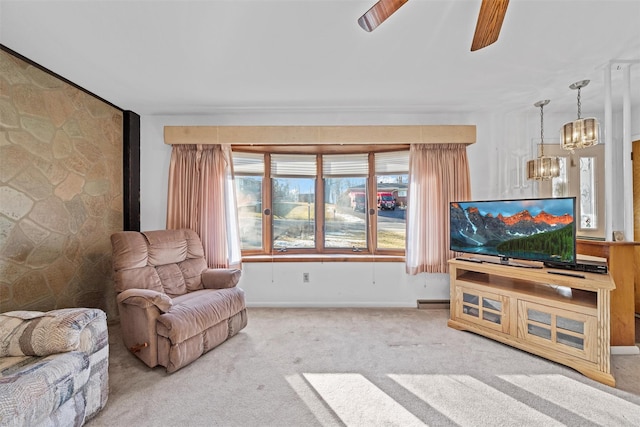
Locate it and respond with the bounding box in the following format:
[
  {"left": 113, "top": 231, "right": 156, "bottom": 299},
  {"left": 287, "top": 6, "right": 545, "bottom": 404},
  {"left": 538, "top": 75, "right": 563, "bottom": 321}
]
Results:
[{"left": 242, "top": 254, "right": 405, "bottom": 263}]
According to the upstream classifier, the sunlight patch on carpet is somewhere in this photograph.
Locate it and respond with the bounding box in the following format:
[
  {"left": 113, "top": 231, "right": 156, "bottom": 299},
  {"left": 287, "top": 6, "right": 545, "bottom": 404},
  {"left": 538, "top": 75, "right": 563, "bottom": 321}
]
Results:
[
  {"left": 285, "top": 374, "right": 341, "bottom": 426},
  {"left": 303, "top": 373, "right": 426, "bottom": 426},
  {"left": 499, "top": 374, "right": 640, "bottom": 426},
  {"left": 390, "top": 374, "right": 563, "bottom": 427}
]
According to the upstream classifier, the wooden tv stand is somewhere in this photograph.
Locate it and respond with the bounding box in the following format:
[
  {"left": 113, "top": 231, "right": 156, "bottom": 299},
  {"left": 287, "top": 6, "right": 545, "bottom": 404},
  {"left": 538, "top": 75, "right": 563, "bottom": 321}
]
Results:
[{"left": 448, "top": 257, "right": 616, "bottom": 386}]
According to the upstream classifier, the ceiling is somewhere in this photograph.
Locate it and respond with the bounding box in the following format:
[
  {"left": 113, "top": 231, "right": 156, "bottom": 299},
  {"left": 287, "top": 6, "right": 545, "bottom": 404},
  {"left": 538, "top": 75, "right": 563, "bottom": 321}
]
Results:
[{"left": 1, "top": 0, "right": 639, "bottom": 117}]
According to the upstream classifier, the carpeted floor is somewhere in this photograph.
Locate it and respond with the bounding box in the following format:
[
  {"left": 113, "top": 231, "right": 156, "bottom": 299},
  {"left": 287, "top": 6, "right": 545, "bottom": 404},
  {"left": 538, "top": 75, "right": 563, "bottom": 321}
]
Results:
[{"left": 87, "top": 308, "right": 640, "bottom": 427}]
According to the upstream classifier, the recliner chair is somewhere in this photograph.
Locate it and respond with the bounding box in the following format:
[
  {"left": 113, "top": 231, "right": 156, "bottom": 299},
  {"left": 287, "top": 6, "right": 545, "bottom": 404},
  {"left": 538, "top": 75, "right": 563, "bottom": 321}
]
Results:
[{"left": 110, "top": 229, "right": 247, "bottom": 373}]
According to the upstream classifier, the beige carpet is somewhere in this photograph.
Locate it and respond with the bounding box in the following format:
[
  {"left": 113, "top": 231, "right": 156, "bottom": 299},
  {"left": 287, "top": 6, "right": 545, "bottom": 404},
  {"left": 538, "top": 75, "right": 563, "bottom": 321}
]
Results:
[{"left": 87, "top": 308, "right": 640, "bottom": 427}]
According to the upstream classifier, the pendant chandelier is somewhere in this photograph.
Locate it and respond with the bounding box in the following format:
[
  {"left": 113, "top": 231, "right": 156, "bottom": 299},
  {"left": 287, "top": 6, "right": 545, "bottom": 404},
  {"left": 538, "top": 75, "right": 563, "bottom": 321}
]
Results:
[
  {"left": 560, "top": 80, "right": 599, "bottom": 150},
  {"left": 527, "top": 100, "right": 560, "bottom": 181}
]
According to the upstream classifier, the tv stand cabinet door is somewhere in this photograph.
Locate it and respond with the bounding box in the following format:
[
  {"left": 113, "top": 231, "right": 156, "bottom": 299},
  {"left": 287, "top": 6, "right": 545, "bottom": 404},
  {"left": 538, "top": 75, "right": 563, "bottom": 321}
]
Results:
[
  {"left": 454, "top": 285, "right": 510, "bottom": 334},
  {"left": 517, "top": 300, "right": 597, "bottom": 363}
]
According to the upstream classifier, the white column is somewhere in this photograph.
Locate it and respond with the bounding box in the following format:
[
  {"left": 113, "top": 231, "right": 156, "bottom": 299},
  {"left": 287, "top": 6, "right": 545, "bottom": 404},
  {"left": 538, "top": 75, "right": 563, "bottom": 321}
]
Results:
[
  {"left": 604, "top": 65, "right": 613, "bottom": 241},
  {"left": 622, "top": 64, "right": 633, "bottom": 241}
]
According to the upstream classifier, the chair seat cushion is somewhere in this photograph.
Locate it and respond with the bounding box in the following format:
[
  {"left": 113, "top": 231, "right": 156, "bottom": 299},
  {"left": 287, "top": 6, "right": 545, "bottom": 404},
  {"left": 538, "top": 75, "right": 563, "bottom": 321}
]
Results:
[{"left": 156, "top": 288, "right": 245, "bottom": 344}]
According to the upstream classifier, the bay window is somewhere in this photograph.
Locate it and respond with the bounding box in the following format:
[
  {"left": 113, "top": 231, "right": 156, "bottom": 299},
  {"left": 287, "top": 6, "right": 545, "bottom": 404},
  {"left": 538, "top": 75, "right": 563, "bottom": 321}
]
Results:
[{"left": 232, "top": 147, "right": 409, "bottom": 257}]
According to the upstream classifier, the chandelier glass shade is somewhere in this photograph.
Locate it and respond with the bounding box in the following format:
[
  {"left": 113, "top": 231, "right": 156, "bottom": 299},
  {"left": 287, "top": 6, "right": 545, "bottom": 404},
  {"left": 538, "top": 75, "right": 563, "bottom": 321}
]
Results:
[
  {"left": 527, "top": 155, "right": 560, "bottom": 181},
  {"left": 561, "top": 80, "right": 599, "bottom": 150},
  {"left": 527, "top": 100, "right": 560, "bottom": 181},
  {"left": 560, "top": 117, "right": 599, "bottom": 150}
]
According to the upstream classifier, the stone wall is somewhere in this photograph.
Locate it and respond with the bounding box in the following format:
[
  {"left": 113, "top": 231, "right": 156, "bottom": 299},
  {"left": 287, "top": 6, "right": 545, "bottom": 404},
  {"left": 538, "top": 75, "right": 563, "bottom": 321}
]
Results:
[{"left": 0, "top": 49, "right": 123, "bottom": 320}]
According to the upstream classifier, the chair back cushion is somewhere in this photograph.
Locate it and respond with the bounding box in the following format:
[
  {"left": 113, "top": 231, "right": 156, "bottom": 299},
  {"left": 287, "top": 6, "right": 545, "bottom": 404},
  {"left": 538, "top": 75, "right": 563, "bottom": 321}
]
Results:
[{"left": 111, "top": 229, "right": 207, "bottom": 297}]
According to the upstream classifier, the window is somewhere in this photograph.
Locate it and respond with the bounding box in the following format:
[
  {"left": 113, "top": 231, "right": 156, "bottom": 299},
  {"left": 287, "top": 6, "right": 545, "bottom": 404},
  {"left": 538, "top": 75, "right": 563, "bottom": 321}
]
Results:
[
  {"left": 271, "top": 154, "right": 317, "bottom": 250},
  {"left": 539, "top": 144, "right": 604, "bottom": 239},
  {"left": 324, "top": 154, "right": 369, "bottom": 249},
  {"left": 375, "top": 151, "right": 408, "bottom": 250},
  {"left": 232, "top": 148, "right": 409, "bottom": 256},
  {"left": 233, "top": 152, "right": 264, "bottom": 251}
]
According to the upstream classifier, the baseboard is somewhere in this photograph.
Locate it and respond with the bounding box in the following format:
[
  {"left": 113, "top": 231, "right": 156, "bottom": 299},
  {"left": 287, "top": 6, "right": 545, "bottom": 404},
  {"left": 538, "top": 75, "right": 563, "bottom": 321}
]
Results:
[
  {"left": 417, "top": 299, "right": 450, "bottom": 310},
  {"left": 611, "top": 345, "right": 640, "bottom": 355},
  {"left": 245, "top": 302, "right": 417, "bottom": 308}
]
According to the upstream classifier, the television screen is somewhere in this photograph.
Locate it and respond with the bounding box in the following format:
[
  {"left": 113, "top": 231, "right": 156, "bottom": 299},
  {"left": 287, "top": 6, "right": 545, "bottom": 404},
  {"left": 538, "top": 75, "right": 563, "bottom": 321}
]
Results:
[{"left": 450, "top": 197, "right": 576, "bottom": 266}]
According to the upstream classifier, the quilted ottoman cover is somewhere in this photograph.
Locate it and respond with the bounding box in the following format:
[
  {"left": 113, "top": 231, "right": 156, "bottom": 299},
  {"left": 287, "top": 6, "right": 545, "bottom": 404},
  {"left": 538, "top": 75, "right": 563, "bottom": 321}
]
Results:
[{"left": 0, "top": 308, "right": 109, "bottom": 427}]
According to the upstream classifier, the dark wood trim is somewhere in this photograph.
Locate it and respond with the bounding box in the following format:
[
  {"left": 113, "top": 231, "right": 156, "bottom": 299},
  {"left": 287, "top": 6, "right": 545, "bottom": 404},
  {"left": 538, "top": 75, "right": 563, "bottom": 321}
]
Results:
[{"left": 123, "top": 111, "right": 141, "bottom": 231}]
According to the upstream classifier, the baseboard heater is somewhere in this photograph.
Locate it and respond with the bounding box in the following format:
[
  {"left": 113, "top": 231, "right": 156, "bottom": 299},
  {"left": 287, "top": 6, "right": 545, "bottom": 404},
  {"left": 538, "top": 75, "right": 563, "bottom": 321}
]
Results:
[{"left": 417, "top": 299, "right": 450, "bottom": 309}]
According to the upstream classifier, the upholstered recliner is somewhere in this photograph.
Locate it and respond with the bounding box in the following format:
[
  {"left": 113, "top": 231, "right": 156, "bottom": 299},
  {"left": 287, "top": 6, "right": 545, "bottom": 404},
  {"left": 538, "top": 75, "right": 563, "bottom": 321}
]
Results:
[{"left": 110, "top": 229, "right": 247, "bottom": 373}]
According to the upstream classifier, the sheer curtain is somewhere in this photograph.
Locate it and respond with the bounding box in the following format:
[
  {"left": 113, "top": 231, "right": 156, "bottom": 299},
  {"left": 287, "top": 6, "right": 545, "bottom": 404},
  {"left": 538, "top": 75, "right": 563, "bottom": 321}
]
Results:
[
  {"left": 406, "top": 144, "right": 471, "bottom": 274},
  {"left": 167, "top": 144, "right": 241, "bottom": 269}
]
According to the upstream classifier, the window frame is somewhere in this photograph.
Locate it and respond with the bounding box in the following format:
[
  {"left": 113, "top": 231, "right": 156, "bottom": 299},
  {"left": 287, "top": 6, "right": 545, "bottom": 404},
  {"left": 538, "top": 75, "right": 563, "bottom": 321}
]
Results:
[
  {"left": 538, "top": 144, "right": 605, "bottom": 240},
  {"left": 232, "top": 144, "right": 409, "bottom": 258}
]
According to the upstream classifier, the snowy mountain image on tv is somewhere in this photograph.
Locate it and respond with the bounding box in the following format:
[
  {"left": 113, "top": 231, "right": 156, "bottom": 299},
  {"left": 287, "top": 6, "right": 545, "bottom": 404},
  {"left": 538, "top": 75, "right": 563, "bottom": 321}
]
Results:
[{"left": 450, "top": 198, "right": 576, "bottom": 264}]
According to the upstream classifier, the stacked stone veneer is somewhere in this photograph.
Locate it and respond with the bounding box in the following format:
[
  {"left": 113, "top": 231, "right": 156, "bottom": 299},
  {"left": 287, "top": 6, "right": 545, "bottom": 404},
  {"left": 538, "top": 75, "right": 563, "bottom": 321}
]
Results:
[{"left": 0, "top": 49, "right": 123, "bottom": 319}]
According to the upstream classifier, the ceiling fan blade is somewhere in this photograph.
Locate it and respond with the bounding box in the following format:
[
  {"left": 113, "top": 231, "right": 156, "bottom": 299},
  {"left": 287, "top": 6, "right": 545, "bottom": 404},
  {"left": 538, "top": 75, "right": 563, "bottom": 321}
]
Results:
[
  {"left": 471, "top": 0, "right": 509, "bottom": 51},
  {"left": 358, "top": 0, "right": 409, "bottom": 32}
]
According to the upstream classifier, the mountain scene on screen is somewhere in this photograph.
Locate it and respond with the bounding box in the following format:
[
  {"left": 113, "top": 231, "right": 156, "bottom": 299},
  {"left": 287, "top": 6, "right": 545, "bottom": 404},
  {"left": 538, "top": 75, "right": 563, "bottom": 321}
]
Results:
[{"left": 450, "top": 201, "right": 575, "bottom": 262}]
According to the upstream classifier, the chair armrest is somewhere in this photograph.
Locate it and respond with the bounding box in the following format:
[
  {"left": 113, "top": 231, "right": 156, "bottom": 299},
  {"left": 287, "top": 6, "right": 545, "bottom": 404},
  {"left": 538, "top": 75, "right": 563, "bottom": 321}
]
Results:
[
  {"left": 117, "top": 288, "right": 173, "bottom": 313},
  {"left": 0, "top": 308, "right": 106, "bottom": 357},
  {"left": 201, "top": 268, "right": 242, "bottom": 289}
]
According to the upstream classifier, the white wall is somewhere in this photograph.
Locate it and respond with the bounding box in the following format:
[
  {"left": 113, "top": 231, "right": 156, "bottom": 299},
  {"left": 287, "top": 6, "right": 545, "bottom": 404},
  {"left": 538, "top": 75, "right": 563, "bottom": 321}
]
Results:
[
  {"left": 138, "top": 106, "right": 632, "bottom": 307},
  {"left": 241, "top": 262, "right": 449, "bottom": 307}
]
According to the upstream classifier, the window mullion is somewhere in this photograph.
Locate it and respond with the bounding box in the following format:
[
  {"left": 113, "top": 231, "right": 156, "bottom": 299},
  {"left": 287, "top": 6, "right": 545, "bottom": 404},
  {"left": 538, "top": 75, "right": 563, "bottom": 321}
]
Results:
[
  {"left": 316, "top": 154, "right": 325, "bottom": 252},
  {"left": 368, "top": 152, "right": 377, "bottom": 254},
  {"left": 264, "top": 154, "right": 272, "bottom": 255}
]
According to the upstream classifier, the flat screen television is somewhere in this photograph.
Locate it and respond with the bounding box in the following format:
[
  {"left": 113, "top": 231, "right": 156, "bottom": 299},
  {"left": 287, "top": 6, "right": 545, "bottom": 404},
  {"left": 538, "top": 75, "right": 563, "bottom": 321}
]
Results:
[{"left": 450, "top": 197, "right": 576, "bottom": 268}]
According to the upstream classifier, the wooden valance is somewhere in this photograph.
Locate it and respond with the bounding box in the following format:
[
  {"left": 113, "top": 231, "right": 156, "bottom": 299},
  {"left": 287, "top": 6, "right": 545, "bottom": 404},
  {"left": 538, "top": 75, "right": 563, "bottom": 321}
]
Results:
[{"left": 164, "top": 125, "right": 476, "bottom": 146}]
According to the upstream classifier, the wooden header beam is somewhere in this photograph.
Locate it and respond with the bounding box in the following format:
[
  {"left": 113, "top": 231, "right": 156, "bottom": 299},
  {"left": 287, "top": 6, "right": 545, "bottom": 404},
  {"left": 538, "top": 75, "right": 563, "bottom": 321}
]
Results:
[{"left": 164, "top": 125, "right": 476, "bottom": 146}]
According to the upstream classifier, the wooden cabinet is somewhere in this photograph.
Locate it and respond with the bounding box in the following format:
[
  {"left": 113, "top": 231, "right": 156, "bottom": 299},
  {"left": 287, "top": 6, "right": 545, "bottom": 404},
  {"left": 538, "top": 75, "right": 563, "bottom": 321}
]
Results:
[
  {"left": 448, "top": 258, "right": 616, "bottom": 387},
  {"left": 576, "top": 239, "right": 638, "bottom": 347}
]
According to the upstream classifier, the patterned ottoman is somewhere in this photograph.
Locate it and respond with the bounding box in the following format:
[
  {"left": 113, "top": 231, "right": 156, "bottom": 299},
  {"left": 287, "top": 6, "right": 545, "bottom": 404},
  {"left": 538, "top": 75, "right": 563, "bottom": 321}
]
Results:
[{"left": 0, "top": 308, "right": 109, "bottom": 427}]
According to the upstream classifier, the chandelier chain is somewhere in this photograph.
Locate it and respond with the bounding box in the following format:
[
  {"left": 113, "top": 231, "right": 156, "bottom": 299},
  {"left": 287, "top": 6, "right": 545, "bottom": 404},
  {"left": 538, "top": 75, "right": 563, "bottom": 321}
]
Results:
[
  {"left": 577, "top": 87, "right": 582, "bottom": 119},
  {"left": 540, "top": 102, "right": 545, "bottom": 156},
  {"left": 540, "top": 103, "right": 544, "bottom": 142}
]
